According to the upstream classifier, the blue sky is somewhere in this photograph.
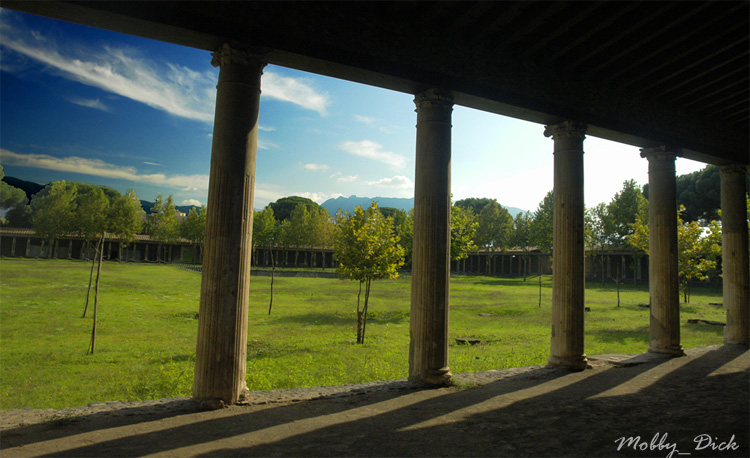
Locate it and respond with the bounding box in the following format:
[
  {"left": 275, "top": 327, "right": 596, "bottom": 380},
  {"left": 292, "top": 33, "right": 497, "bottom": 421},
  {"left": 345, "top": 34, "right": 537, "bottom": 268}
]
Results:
[{"left": 0, "top": 9, "right": 707, "bottom": 212}]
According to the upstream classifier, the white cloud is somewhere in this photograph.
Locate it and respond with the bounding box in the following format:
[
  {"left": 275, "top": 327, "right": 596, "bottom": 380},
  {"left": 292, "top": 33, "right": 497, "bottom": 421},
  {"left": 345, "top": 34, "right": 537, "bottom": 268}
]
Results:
[
  {"left": 354, "top": 114, "right": 375, "bottom": 124},
  {"left": 262, "top": 72, "right": 329, "bottom": 115},
  {"left": 258, "top": 125, "right": 276, "bottom": 132},
  {"left": 0, "top": 148, "right": 208, "bottom": 192},
  {"left": 291, "top": 191, "right": 331, "bottom": 204},
  {"left": 143, "top": 161, "right": 162, "bottom": 166},
  {"left": 181, "top": 199, "right": 202, "bottom": 207},
  {"left": 366, "top": 175, "right": 414, "bottom": 189},
  {"left": 303, "top": 163, "right": 330, "bottom": 171},
  {"left": 0, "top": 12, "right": 330, "bottom": 122},
  {"left": 339, "top": 140, "right": 406, "bottom": 168},
  {"left": 67, "top": 97, "right": 110, "bottom": 112}
]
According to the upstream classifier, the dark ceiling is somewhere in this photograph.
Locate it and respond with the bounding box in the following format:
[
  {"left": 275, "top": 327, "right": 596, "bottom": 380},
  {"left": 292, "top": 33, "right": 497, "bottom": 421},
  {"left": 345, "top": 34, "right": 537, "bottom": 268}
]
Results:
[{"left": 4, "top": 1, "right": 749, "bottom": 165}]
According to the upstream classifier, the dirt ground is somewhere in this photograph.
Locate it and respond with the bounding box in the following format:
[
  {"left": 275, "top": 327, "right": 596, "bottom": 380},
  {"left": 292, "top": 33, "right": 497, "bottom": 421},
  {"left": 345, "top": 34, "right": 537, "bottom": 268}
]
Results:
[{"left": 1, "top": 345, "right": 748, "bottom": 457}]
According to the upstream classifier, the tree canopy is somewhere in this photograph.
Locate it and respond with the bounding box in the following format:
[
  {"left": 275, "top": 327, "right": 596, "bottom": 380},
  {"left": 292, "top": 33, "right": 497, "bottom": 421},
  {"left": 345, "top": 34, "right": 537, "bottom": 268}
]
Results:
[
  {"left": 31, "top": 181, "right": 78, "bottom": 253},
  {"left": 628, "top": 205, "right": 721, "bottom": 302},
  {"left": 268, "top": 196, "right": 320, "bottom": 222},
  {"left": 0, "top": 164, "right": 28, "bottom": 211},
  {"left": 530, "top": 191, "right": 554, "bottom": 252},
  {"left": 146, "top": 194, "right": 180, "bottom": 243}
]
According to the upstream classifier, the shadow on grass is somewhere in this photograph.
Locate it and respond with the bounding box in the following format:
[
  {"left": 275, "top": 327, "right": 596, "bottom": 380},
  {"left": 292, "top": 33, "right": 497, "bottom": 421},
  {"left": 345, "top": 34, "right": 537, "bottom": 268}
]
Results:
[
  {"left": 272, "top": 311, "right": 408, "bottom": 326},
  {"left": 587, "top": 326, "right": 649, "bottom": 344}
]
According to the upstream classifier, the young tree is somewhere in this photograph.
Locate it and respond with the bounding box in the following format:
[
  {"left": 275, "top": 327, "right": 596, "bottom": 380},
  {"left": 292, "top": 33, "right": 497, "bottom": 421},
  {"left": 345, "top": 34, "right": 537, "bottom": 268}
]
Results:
[
  {"left": 530, "top": 191, "right": 554, "bottom": 306},
  {"left": 280, "top": 203, "right": 313, "bottom": 266},
  {"left": 392, "top": 209, "right": 414, "bottom": 266},
  {"left": 109, "top": 189, "right": 145, "bottom": 245},
  {"left": 253, "top": 206, "right": 280, "bottom": 314},
  {"left": 475, "top": 201, "right": 513, "bottom": 273},
  {"left": 181, "top": 205, "right": 207, "bottom": 263},
  {"left": 511, "top": 211, "right": 533, "bottom": 281},
  {"left": 147, "top": 194, "right": 180, "bottom": 261},
  {"left": 31, "top": 181, "right": 78, "bottom": 257},
  {"left": 629, "top": 206, "right": 721, "bottom": 303},
  {"left": 76, "top": 186, "right": 111, "bottom": 260},
  {"left": 310, "top": 207, "right": 335, "bottom": 267},
  {"left": 334, "top": 202, "right": 405, "bottom": 344},
  {"left": 585, "top": 203, "right": 610, "bottom": 286},
  {"left": 451, "top": 204, "right": 478, "bottom": 262}
]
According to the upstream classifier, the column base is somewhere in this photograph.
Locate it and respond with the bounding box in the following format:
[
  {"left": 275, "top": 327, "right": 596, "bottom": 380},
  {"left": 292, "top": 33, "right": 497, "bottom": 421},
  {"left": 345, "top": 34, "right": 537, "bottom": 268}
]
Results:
[
  {"left": 408, "top": 367, "right": 453, "bottom": 386},
  {"left": 723, "top": 338, "right": 750, "bottom": 347},
  {"left": 548, "top": 354, "right": 588, "bottom": 371},
  {"left": 648, "top": 344, "right": 684, "bottom": 356}
]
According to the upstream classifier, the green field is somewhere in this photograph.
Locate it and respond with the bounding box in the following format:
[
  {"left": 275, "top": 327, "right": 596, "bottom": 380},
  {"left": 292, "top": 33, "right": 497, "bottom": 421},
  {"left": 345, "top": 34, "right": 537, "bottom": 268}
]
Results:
[{"left": 0, "top": 258, "right": 726, "bottom": 409}]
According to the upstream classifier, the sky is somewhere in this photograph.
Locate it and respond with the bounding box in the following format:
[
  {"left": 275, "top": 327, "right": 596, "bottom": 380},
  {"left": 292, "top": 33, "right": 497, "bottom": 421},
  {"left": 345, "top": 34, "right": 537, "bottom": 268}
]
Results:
[{"left": 0, "top": 9, "right": 708, "bottom": 213}]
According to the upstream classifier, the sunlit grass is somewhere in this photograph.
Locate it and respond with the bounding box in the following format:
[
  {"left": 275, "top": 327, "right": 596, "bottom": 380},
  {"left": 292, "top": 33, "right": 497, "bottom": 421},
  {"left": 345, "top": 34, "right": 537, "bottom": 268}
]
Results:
[{"left": 0, "top": 258, "right": 725, "bottom": 409}]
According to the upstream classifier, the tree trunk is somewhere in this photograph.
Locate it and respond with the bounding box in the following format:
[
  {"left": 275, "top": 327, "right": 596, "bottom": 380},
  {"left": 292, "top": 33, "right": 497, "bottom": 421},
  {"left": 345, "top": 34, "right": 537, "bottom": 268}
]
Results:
[
  {"left": 89, "top": 233, "right": 104, "bottom": 354},
  {"left": 361, "top": 279, "right": 372, "bottom": 344},
  {"left": 268, "top": 249, "right": 275, "bottom": 315},
  {"left": 537, "top": 253, "right": 544, "bottom": 307},
  {"left": 616, "top": 263, "right": 621, "bottom": 307},
  {"left": 356, "top": 281, "right": 364, "bottom": 344},
  {"left": 82, "top": 237, "right": 102, "bottom": 318}
]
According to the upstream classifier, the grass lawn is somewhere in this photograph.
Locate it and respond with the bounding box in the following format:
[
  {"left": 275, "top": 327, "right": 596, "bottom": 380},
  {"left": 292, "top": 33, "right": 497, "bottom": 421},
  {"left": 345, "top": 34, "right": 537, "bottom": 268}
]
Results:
[{"left": 0, "top": 258, "right": 725, "bottom": 409}]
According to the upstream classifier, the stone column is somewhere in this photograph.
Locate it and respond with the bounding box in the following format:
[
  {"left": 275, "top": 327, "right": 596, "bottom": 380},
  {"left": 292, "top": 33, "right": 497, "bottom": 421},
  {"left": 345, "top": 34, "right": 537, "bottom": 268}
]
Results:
[
  {"left": 193, "top": 44, "right": 266, "bottom": 406},
  {"left": 409, "top": 88, "right": 453, "bottom": 386},
  {"left": 641, "top": 146, "right": 683, "bottom": 355},
  {"left": 11, "top": 237, "right": 16, "bottom": 257},
  {"left": 720, "top": 165, "right": 749, "bottom": 345},
  {"left": 545, "top": 121, "right": 588, "bottom": 370}
]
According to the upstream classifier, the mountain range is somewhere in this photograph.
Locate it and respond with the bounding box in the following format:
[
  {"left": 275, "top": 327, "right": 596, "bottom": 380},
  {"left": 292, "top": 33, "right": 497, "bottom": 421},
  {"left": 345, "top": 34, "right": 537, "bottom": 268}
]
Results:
[
  {"left": 321, "top": 195, "right": 526, "bottom": 218},
  {"left": 2, "top": 177, "right": 527, "bottom": 217}
]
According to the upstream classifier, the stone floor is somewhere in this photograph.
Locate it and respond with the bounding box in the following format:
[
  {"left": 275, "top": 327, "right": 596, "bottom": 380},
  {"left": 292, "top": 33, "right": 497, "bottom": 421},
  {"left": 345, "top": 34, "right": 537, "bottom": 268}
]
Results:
[{"left": 1, "top": 345, "right": 748, "bottom": 457}]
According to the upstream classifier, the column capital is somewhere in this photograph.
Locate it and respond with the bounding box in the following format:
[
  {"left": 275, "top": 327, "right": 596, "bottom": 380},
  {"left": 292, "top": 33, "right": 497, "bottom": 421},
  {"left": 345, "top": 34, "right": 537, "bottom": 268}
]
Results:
[
  {"left": 720, "top": 163, "right": 749, "bottom": 176},
  {"left": 543, "top": 120, "right": 587, "bottom": 140},
  {"left": 211, "top": 43, "right": 267, "bottom": 69},
  {"left": 639, "top": 145, "right": 678, "bottom": 161},
  {"left": 414, "top": 88, "right": 454, "bottom": 112}
]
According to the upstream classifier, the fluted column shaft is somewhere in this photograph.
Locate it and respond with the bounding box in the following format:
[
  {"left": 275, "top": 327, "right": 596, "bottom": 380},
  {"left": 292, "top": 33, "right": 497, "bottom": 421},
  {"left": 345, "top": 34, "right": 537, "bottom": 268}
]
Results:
[
  {"left": 194, "top": 44, "right": 266, "bottom": 405},
  {"left": 720, "top": 165, "right": 749, "bottom": 345},
  {"left": 545, "top": 121, "right": 588, "bottom": 370},
  {"left": 641, "top": 146, "right": 683, "bottom": 355},
  {"left": 409, "top": 88, "right": 453, "bottom": 385}
]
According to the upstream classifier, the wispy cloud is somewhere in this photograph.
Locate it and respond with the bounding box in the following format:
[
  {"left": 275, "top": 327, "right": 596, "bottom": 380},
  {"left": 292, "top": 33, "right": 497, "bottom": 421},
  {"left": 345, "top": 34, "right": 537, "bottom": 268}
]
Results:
[
  {"left": 331, "top": 171, "right": 358, "bottom": 183},
  {"left": 67, "top": 97, "right": 110, "bottom": 112},
  {"left": 143, "top": 161, "right": 162, "bottom": 166},
  {"left": 366, "top": 175, "right": 414, "bottom": 189},
  {"left": 303, "top": 163, "right": 330, "bottom": 171},
  {"left": 1, "top": 148, "right": 208, "bottom": 192},
  {"left": 263, "top": 72, "right": 329, "bottom": 115},
  {"left": 339, "top": 140, "right": 406, "bottom": 168},
  {"left": 354, "top": 114, "right": 398, "bottom": 134},
  {"left": 0, "top": 11, "right": 330, "bottom": 122},
  {"left": 258, "top": 125, "right": 276, "bottom": 132}
]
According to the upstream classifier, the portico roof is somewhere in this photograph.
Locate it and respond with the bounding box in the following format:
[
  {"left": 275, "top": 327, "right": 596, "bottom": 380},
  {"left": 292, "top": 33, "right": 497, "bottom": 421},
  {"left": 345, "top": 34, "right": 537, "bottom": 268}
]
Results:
[{"left": 4, "top": 1, "right": 748, "bottom": 165}]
